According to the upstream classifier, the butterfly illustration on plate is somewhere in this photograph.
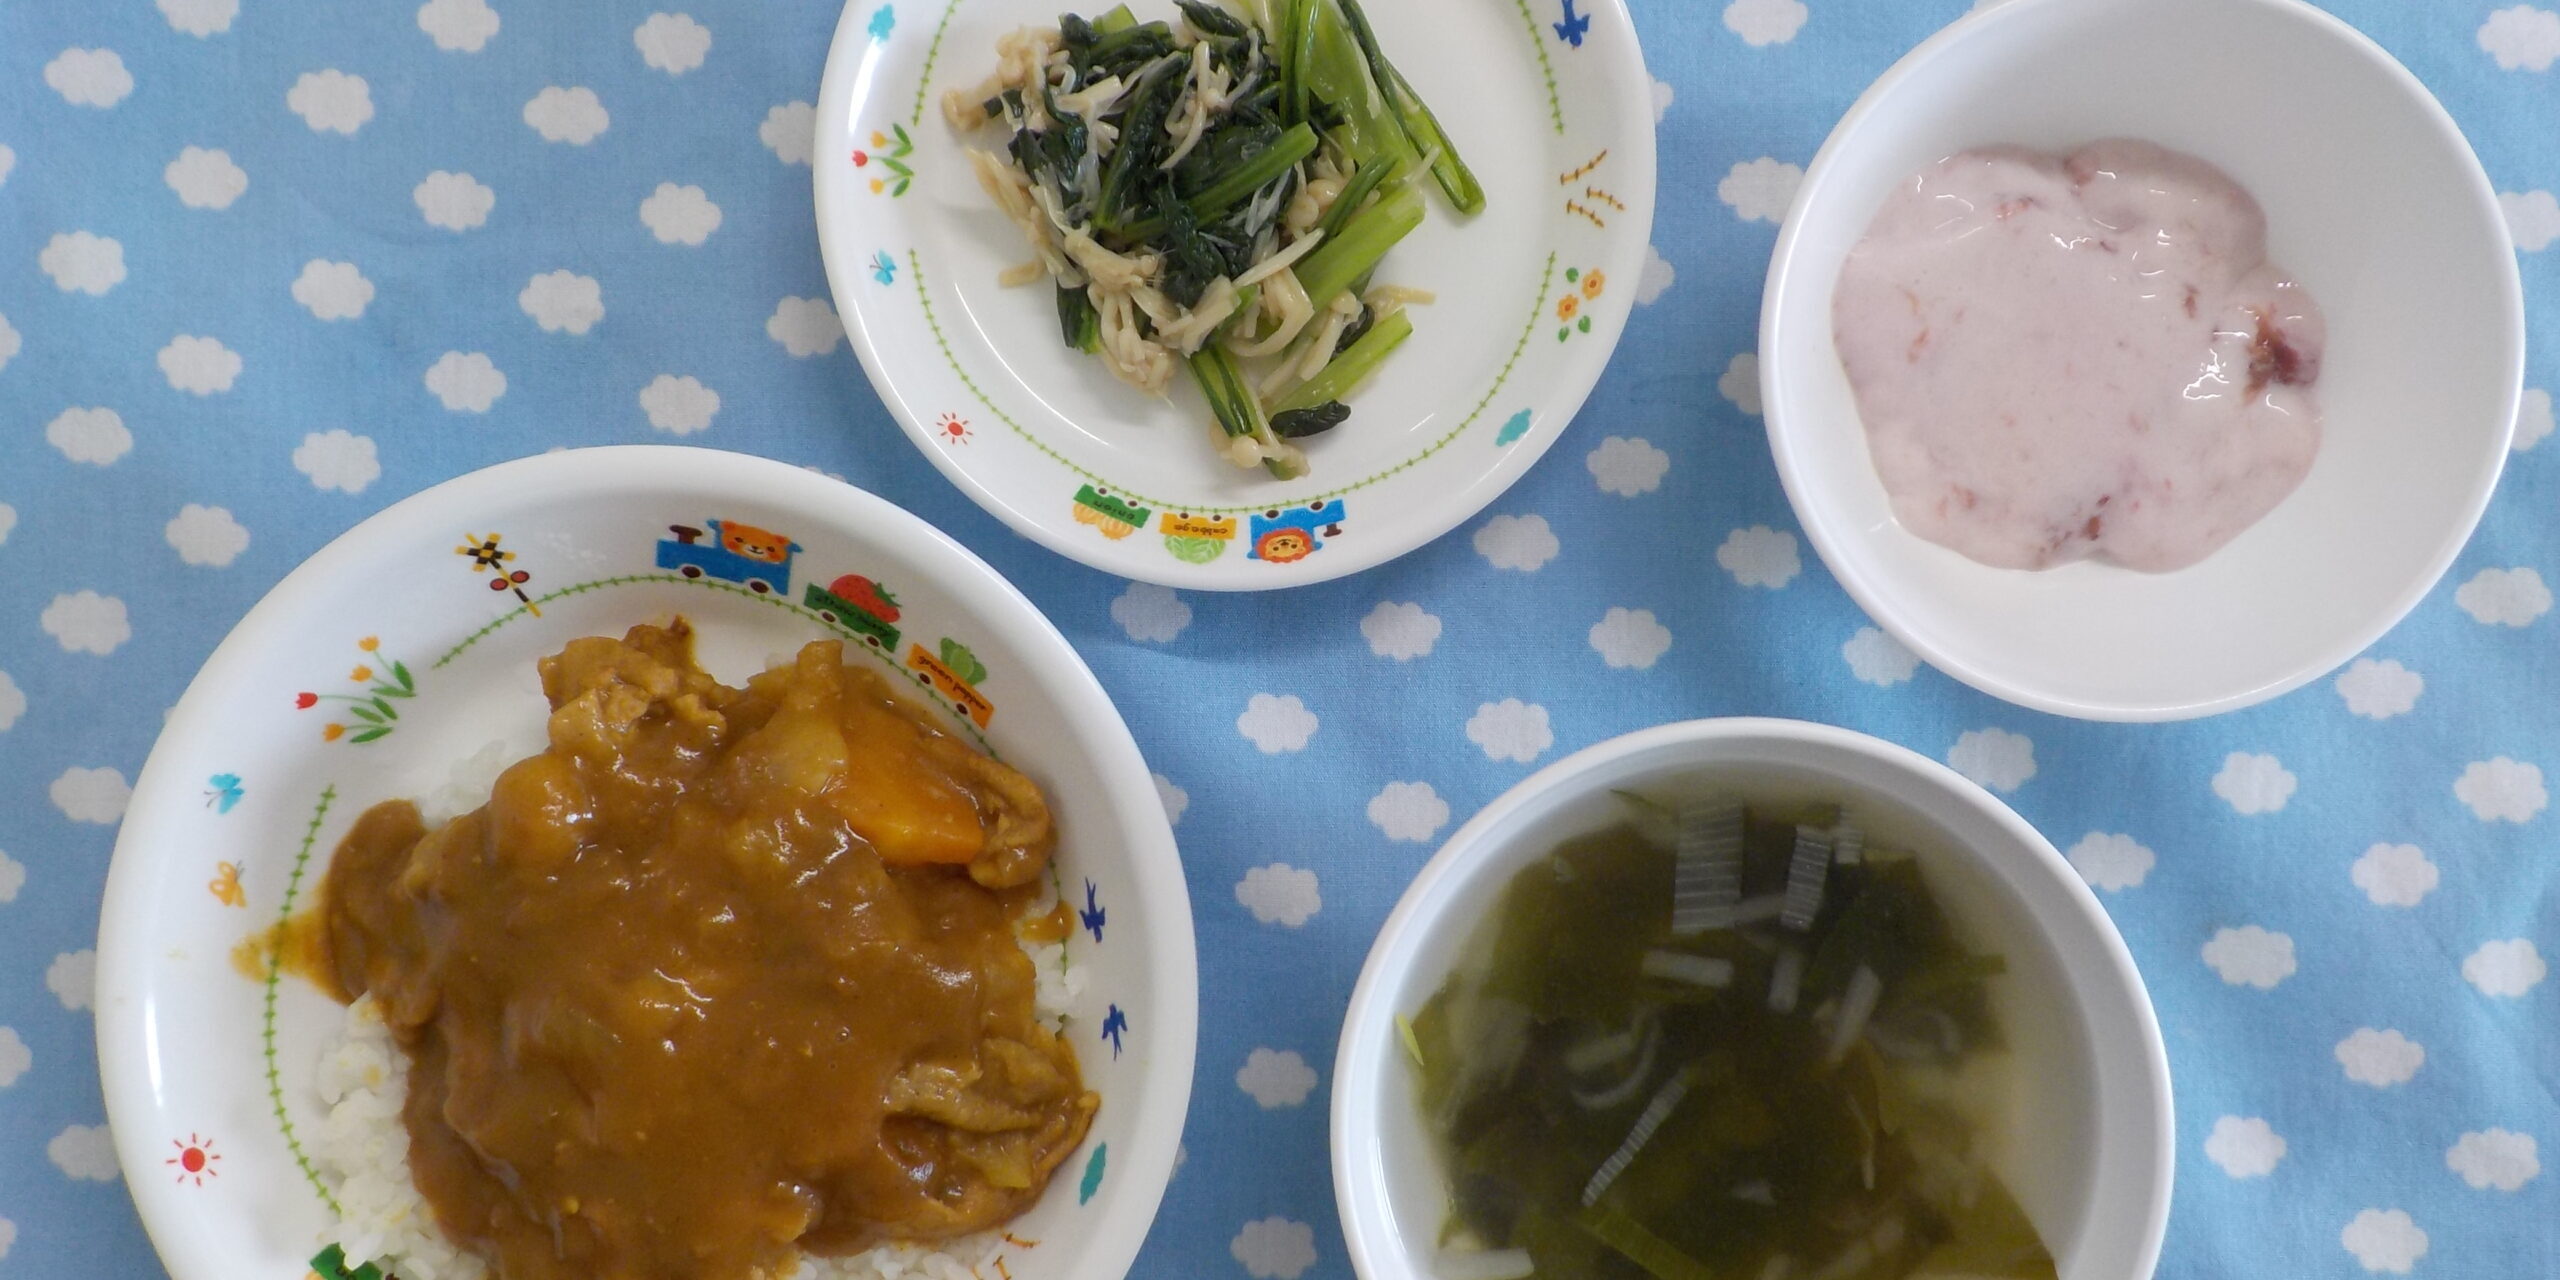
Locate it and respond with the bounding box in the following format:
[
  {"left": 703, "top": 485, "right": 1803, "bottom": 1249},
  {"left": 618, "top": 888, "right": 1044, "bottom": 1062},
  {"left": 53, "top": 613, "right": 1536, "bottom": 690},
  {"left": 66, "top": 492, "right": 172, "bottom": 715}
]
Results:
[
  {"left": 208, "top": 861, "right": 246, "bottom": 909},
  {"left": 871, "top": 251, "right": 897, "bottom": 285},
  {"left": 204, "top": 772, "right": 243, "bottom": 813}
]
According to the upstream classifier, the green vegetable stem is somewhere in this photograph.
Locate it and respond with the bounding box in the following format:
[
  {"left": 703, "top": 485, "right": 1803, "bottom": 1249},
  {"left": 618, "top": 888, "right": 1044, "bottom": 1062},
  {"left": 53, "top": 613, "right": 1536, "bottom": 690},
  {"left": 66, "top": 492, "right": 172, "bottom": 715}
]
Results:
[
  {"left": 1271, "top": 307, "right": 1411, "bottom": 413},
  {"left": 1188, "top": 347, "right": 1305, "bottom": 478}
]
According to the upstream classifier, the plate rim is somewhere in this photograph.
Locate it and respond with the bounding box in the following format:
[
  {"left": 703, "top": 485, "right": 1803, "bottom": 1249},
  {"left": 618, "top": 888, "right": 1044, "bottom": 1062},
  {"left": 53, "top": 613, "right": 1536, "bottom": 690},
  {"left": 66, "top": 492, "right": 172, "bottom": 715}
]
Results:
[
  {"left": 94, "top": 444, "right": 1201, "bottom": 1280},
  {"left": 814, "top": 0, "right": 1659, "bottom": 590}
]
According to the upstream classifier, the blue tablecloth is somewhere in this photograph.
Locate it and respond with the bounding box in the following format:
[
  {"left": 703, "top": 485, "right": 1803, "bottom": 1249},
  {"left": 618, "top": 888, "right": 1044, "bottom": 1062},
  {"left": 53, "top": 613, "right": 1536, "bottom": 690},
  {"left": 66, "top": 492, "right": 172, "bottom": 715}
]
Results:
[{"left": 2, "top": 1, "right": 2553, "bottom": 1276}]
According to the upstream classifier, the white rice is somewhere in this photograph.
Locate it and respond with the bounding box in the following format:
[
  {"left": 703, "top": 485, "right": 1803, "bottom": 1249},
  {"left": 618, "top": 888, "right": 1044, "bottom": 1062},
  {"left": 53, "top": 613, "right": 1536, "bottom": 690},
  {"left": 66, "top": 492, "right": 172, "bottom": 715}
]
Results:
[
  {"left": 313, "top": 765, "right": 1089, "bottom": 1280},
  {"left": 312, "top": 997, "right": 488, "bottom": 1280},
  {"left": 415, "top": 740, "right": 514, "bottom": 827}
]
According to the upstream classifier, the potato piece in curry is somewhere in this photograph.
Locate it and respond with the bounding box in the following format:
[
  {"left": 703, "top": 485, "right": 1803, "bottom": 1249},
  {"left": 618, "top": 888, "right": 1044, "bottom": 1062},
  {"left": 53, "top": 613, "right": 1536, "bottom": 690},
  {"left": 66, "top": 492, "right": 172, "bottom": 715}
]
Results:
[{"left": 316, "top": 621, "right": 1095, "bottom": 1280}]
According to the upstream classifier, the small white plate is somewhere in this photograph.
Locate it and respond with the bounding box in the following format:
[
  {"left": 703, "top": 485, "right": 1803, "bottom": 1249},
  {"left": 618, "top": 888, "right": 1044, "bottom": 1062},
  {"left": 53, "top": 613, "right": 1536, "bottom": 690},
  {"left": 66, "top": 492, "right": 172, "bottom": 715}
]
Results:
[
  {"left": 95, "top": 447, "right": 1196, "bottom": 1280},
  {"left": 1761, "top": 0, "right": 2524, "bottom": 720},
  {"left": 815, "top": 0, "right": 1655, "bottom": 589}
]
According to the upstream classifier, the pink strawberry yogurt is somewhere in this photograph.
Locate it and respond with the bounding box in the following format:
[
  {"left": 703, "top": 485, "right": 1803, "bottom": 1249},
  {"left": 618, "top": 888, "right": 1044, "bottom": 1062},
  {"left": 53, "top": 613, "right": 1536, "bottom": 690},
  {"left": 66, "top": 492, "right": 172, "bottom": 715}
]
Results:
[{"left": 1832, "top": 138, "right": 2324, "bottom": 572}]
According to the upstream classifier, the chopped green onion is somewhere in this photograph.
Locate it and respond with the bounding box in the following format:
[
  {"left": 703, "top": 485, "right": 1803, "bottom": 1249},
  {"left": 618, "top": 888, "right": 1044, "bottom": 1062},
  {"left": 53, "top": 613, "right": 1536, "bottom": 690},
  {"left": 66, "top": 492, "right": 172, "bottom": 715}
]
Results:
[
  {"left": 1768, "top": 945, "right": 1806, "bottom": 1014},
  {"left": 1731, "top": 893, "right": 1785, "bottom": 926},
  {"left": 1576, "top": 1204, "right": 1720, "bottom": 1280},
  {"left": 1832, "top": 824, "right": 1866, "bottom": 867},
  {"left": 1639, "top": 950, "right": 1734, "bottom": 988},
  {"left": 1611, "top": 788, "right": 1683, "bottom": 851},
  {"left": 1566, "top": 1014, "right": 1661, "bottom": 1112},
  {"left": 1432, "top": 1248, "right": 1536, "bottom": 1280},
  {"left": 1886, "top": 952, "right": 2009, "bottom": 1009},
  {"left": 1825, "top": 964, "right": 1885, "bottom": 1065}
]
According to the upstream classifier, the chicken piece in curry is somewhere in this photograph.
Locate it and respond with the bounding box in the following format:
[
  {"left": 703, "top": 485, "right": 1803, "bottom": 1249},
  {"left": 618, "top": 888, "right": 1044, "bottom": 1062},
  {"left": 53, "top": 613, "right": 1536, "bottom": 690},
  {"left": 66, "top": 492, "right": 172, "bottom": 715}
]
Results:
[{"left": 316, "top": 621, "right": 1095, "bottom": 1280}]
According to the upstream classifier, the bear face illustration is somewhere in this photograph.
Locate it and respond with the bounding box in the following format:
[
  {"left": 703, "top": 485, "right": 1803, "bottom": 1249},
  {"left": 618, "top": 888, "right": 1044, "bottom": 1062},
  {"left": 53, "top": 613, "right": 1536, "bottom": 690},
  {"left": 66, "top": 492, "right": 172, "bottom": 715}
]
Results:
[{"left": 715, "top": 520, "right": 799, "bottom": 564}]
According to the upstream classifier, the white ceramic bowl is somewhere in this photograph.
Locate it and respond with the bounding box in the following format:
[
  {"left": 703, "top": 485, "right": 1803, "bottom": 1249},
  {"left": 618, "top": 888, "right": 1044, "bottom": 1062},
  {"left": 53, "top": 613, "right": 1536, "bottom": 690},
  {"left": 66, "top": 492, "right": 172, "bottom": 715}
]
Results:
[
  {"left": 95, "top": 447, "right": 1196, "bottom": 1280},
  {"left": 1333, "top": 719, "right": 2172, "bottom": 1280},
  {"left": 1760, "top": 0, "right": 2524, "bottom": 720}
]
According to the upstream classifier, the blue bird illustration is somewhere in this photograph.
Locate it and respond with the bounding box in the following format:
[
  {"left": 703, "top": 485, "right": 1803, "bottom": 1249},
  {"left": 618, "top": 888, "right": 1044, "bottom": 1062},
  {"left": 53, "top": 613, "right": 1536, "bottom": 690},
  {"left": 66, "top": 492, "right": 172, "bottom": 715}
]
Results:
[
  {"left": 871, "top": 251, "right": 897, "bottom": 285},
  {"left": 1552, "top": 0, "right": 1590, "bottom": 47},
  {"left": 1100, "top": 1004, "right": 1128, "bottom": 1058},
  {"left": 867, "top": 5, "right": 896, "bottom": 41},
  {"left": 1080, "top": 878, "right": 1106, "bottom": 942},
  {"left": 205, "top": 773, "right": 244, "bottom": 814}
]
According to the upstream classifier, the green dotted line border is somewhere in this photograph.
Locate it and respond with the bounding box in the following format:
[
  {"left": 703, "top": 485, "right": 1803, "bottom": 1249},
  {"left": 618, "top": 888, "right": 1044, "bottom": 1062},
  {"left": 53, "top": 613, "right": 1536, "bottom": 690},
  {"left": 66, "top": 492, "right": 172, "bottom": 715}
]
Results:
[
  {"left": 1511, "top": 0, "right": 1566, "bottom": 135},
  {"left": 911, "top": 0, "right": 965, "bottom": 127},
  {"left": 431, "top": 573, "right": 995, "bottom": 753},
  {"left": 909, "top": 250, "right": 1556, "bottom": 517},
  {"left": 263, "top": 784, "right": 341, "bottom": 1216}
]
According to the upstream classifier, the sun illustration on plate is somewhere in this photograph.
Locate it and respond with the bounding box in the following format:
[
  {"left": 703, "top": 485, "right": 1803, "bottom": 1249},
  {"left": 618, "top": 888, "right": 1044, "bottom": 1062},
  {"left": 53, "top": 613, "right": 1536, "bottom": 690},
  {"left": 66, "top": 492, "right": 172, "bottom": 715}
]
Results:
[
  {"left": 936, "top": 412, "right": 973, "bottom": 445},
  {"left": 167, "top": 1133, "right": 221, "bottom": 1186}
]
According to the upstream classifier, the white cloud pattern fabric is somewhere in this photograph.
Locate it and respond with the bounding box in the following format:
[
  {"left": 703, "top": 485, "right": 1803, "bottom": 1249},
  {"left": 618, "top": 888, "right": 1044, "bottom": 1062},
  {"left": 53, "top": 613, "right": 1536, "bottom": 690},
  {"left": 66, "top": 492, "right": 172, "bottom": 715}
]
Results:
[{"left": 0, "top": 5, "right": 2555, "bottom": 1277}]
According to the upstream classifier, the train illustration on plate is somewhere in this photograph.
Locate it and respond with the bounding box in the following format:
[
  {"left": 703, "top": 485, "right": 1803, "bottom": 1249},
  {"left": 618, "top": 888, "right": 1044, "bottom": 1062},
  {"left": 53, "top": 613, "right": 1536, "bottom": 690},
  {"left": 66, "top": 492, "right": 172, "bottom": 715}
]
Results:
[
  {"left": 803, "top": 572, "right": 904, "bottom": 652},
  {"left": 656, "top": 521, "right": 803, "bottom": 594},
  {"left": 1072, "top": 485, "right": 1349, "bottom": 565},
  {"left": 651, "top": 518, "right": 997, "bottom": 728},
  {"left": 1245, "top": 500, "right": 1347, "bottom": 564}
]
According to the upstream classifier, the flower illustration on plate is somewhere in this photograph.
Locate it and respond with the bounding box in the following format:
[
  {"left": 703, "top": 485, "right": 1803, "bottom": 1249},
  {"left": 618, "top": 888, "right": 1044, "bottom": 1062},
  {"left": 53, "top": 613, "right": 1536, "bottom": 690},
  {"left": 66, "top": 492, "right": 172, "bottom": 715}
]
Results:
[
  {"left": 1556, "top": 266, "right": 1601, "bottom": 341},
  {"left": 457, "top": 532, "right": 541, "bottom": 615},
  {"left": 296, "top": 636, "right": 418, "bottom": 744},
  {"left": 853, "top": 125, "right": 916, "bottom": 197}
]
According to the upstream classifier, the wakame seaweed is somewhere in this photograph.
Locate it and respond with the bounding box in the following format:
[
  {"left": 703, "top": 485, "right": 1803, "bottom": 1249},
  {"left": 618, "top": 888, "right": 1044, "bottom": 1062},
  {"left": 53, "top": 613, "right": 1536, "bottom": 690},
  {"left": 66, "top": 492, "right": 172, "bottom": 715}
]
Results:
[{"left": 1406, "top": 800, "right": 2059, "bottom": 1280}]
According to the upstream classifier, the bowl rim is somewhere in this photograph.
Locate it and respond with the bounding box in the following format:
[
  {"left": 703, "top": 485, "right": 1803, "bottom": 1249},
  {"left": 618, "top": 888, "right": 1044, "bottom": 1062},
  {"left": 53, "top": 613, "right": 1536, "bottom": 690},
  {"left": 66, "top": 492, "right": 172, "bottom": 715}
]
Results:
[
  {"left": 1756, "top": 0, "right": 2527, "bottom": 722},
  {"left": 1329, "top": 716, "right": 2174, "bottom": 1280},
  {"left": 93, "top": 444, "right": 1200, "bottom": 1280},
  {"left": 809, "top": 0, "right": 1661, "bottom": 592}
]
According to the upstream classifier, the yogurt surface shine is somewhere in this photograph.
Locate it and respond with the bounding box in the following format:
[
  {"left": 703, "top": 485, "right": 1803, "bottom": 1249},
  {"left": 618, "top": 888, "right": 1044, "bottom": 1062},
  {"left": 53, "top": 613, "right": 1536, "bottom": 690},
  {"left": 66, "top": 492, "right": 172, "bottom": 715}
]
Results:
[{"left": 1832, "top": 139, "right": 2324, "bottom": 573}]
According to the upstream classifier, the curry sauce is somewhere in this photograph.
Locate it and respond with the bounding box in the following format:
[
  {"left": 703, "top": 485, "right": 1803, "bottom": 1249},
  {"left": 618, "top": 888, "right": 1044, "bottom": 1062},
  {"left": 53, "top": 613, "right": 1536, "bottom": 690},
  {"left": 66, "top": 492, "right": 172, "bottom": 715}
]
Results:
[{"left": 314, "top": 621, "right": 1095, "bottom": 1280}]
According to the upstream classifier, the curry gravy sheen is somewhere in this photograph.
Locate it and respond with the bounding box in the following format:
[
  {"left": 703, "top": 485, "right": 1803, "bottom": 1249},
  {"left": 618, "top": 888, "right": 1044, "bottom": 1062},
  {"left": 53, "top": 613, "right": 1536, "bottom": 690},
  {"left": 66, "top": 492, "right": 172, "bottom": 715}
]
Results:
[{"left": 317, "top": 623, "right": 1095, "bottom": 1280}]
